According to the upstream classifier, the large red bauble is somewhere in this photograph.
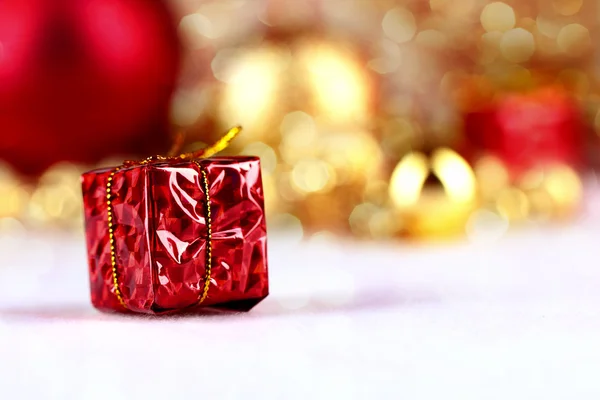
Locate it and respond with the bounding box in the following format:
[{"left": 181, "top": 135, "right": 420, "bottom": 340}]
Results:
[{"left": 0, "top": 0, "right": 180, "bottom": 175}]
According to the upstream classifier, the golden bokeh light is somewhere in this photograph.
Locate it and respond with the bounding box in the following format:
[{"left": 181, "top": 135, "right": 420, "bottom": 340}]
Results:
[
  {"left": 496, "top": 187, "right": 529, "bottom": 221},
  {"left": 321, "top": 131, "right": 382, "bottom": 184},
  {"left": 260, "top": 173, "right": 279, "bottom": 215},
  {"left": 517, "top": 169, "right": 545, "bottom": 191},
  {"left": 280, "top": 111, "right": 317, "bottom": 137},
  {"left": 0, "top": 163, "right": 27, "bottom": 220},
  {"left": 429, "top": 0, "right": 446, "bottom": 11},
  {"left": 557, "top": 69, "right": 589, "bottom": 98},
  {"left": 300, "top": 43, "right": 370, "bottom": 124},
  {"left": 527, "top": 188, "right": 554, "bottom": 220},
  {"left": 557, "top": 23, "right": 591, "bottom": 57},
  {"left": 474, "top": 155, "right": 510, "bottom": 200},
  {"left": 279, "top": 111, "right": 319, "bottom": 164},
  {"left": 536, "top": 16, "right": 562, "bottom": 39},
  {"left": 368, "top": 39, "right": 402, "bottom": 75},
  {"left": 479, "top": 31, "right": 503, "bottom": 64},
  {"left": 500, "top": 28, "right": 535, "bottom": 63},
  {"left": 218, "top": 47, "right": 289, "bottom": 133},
  {"left": 179, "top": 13, "right": 214, "bottom": 48},
  {"left": 363, "top": 180, "right": 389, "bottom": 206},
  {"left": 380, "top": 118, "right": 419, "bottom": 158},
  {"left": 480, "top": 2, "right": 516, "bottom": 33},
  {"left": 415, "top": 30, "right": 447, "bottom": 49},
  {"left": 29, "top": 187, "right": 60, "bottom": 222},
  {"left": 552, "top": 0, "right": 583, "bottom": 16},
  {"left": 497, "top": 64, "right": 533, "bottom": 89},
  {"left": 0, "top": 183, "right": 28, "bottom": 219},
  {"left": 382, "top": 7, "right": 417, "bottom": 44},
  {"left": 277, "top": 172, "right": 305, "bottom": 202},
  {"left": 241, "top": 142, "right": 278, "bottom": 174},
  {"left": 349, "top": 202, "right": 378, "bottom": 237},
  {"left": 368, "top": 208, "right": 401, "bottom": 239},
  {"left": 430, "top": 0, "right": 477, "bottom": 18},
  {"left": 38, "top": 162, "right": 82, "bottom": 186},
  {"left": 543, "top": 165, "right": 582, "bottom": 216},
  {"left": 26, "top": 163, "right": 84, "bottom": 227},
  {"left": 291, "top": 159, "right": 336, "bottom": 194}
]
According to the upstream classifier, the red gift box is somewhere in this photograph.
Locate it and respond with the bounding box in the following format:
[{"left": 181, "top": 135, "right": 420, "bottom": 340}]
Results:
[
  {"left": 463, "top": 86, "right": 584, "bottom": 178},
  {"left": 81, "top": 155, "right": 269, "bottom": 314}
]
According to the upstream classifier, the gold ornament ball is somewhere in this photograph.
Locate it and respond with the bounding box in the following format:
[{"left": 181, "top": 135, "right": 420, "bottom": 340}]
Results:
[{"left": 388, "top": 148, "right": 478, "bottom": 238}]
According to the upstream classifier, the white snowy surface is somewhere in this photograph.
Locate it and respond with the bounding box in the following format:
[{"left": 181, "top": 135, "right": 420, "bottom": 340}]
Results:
[{"left": 1, "top": 220, "right": 600, "bottom": 399}]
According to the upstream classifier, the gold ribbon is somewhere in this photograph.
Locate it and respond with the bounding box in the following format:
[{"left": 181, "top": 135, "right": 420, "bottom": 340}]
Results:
[{"left": 106, "top": 126, "right": 242, "bottom": 310}]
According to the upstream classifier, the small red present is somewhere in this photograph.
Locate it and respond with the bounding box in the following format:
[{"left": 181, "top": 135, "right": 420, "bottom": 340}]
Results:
[
  {"left": 81, "top": 127, "right": 269, "bottom": 314},
  {"left": 463, "top": 86, "right": 584, "bottom": 178}
]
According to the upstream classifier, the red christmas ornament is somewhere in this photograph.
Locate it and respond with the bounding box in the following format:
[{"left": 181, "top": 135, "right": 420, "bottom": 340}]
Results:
[
  {"left": 0, "top": 0, "right": 181, "bottom": 176},
  {"left": 463, "top": 86, "right": 584, "bottom": 178},
  {"left": 81, "top": 128, "right": 269, "bottom": 314}
]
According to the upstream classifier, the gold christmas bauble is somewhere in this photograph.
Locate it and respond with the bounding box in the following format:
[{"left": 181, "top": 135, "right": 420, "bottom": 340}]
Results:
[{"left": 389, "top": 148, "right": 478, "bottom": 238}]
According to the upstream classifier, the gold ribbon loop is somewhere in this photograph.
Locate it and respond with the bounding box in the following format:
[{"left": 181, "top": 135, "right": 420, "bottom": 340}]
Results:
[
  {"left": 122, "top": 126, "right": 243, "bottom": 167},
  {"left": 181, "top": 125, "right": 243, "bottom": 160}
]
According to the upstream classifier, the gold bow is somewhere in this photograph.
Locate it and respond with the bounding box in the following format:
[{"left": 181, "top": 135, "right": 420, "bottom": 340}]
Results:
[
  {"left": 122, "top": 125, "right": 243, "bottom": 167},
  {"left": 106, "top": 126, "right": 242, "bottom": 310}
]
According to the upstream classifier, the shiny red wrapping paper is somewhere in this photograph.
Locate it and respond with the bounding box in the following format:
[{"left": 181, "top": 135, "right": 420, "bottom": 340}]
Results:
[{"left": 81, "top": 156, "right": 269, "bottom": 314}]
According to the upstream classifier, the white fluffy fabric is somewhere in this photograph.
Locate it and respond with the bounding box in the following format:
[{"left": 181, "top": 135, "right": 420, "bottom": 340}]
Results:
[{"left": 2, "top": 219, "right": 600, "bottom": 399}]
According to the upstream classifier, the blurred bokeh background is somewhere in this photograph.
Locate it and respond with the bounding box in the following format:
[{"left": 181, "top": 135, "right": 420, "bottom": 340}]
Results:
[{"left": 0, "top": 0, "right": 598, "bottom": 241}]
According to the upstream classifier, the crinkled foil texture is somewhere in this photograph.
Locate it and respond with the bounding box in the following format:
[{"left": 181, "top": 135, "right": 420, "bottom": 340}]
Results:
[{"left": 82, "top": 157, "right": 269, "bottom": 314}]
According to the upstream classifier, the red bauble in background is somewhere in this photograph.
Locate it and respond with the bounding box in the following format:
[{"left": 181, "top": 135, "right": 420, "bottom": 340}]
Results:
[
  {"left": 463, "top": 86, "right": 585, "bottom": 178},
  {"left": 0, "top": 0, "right": 180, "bottom": 176}
]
